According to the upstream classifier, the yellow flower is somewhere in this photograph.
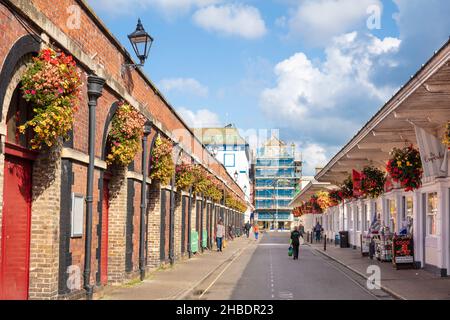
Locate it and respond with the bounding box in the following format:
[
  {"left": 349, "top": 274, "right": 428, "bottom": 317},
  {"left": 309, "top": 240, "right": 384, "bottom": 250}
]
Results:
[
  {"left": 397, "top": 161, "right": 402, "bottom": 167},
  {"left": 406, "top": 161, "right": 411, "bottom": 167}
]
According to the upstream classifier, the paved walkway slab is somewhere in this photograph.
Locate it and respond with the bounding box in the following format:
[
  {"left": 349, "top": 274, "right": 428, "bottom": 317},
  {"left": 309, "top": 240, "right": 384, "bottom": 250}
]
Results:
[
  {"left": 100, "top": 236, "right": 258, "bottom": 300},
  {"left": 309, "top": 242, "right": 450, "bottom": 300}
]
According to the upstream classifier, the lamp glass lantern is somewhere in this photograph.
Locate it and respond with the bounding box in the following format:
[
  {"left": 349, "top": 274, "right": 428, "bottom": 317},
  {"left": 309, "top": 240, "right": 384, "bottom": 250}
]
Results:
[{"left": 128, "top": 19, "right": 154, "bottom": 66}]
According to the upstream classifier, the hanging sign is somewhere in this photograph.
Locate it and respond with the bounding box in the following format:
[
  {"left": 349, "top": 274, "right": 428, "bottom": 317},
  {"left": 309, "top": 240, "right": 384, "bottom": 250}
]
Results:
[{"left": 414, "top": 125, "right": 448, "bottom": 177}]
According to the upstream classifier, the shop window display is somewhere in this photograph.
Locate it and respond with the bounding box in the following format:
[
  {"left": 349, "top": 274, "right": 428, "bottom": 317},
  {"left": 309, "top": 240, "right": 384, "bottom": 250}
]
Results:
[
  {"left": 356, "top": 206, "right": 361, "bottom": 231},
  {"left": 389, "top": 199, "right": 397, "bottom": 233},
  {"left": 427, "top": 193, "right": 438, "bottom": 236}
]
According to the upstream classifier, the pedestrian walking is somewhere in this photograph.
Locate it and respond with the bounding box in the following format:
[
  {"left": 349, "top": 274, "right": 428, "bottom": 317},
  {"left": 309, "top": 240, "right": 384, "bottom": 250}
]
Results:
[
  {"left": 314, "top": 222, "right": 322, "bottom": 242},
  {"left": 291, "top": 226, "right": 301, "bottom": 260},
  {"left": 253, "top": 223, "right": 260, "bottom": 241},
  {"left": 228, "top": 224, "right": 234, "bottom": 240},
  {"left": 245, "top": 221, "right": 251, "bottom": 238},
  {"left": 298, "top": 224, "right": 304, "bottom": 237},
  {"left": 216, "top": 220, "right": 225, "bottom": 252},
  {"left": 298, "top": 224, "right": 305, "bottom": 245}
]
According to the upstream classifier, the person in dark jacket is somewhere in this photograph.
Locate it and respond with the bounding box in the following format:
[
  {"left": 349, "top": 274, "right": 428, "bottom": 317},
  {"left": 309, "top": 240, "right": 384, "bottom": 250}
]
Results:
[
  {"left": 291, "top": 226, "right": 301, "bottom": 260},
  {"left": 314, "top": 222, "right": 323, "bottom": 242}
]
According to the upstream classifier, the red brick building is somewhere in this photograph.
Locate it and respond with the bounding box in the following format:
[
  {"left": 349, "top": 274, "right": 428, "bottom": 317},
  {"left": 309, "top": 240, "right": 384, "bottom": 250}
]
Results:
[{"left": 0, "top": 0, "right": 246, "bottom": 300}]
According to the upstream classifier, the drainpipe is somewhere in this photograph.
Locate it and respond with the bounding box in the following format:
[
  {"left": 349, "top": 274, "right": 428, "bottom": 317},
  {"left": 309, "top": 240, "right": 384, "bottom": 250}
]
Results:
[
  {"left": 139, "top": 121, "right": 152, "bottom": 281},
  {"left": 169, "top": 146, "right": 183, "bottom": 265},
  {"left": 200, "top": 193, "right": 204, "bottom": 253},
  {"left": 84, "top": 75, "right": 105, "bottom": 300},
  {"left": 188, "top": 186, "right": 193, "bottom": 259}
]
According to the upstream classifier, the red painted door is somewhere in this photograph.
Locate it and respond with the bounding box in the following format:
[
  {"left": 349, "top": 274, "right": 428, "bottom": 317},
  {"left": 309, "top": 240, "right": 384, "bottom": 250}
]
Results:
[
  {"left": 100, "top": 180, "right": 109, "bottom": 285},
  {"left": 0, "top": 155, "right": 32, "bottom": 300}
]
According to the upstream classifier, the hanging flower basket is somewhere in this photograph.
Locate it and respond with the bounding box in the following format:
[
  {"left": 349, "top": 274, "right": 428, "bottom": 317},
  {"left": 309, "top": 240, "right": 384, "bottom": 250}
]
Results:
[
  {"left": 316, "top": 191, "right": 332, "bottom": 211},
  {"left": 204, "top": 178, "right": 223, "bottom": 203},
  {"left": 224, "top": 194, "right": 246, "bottom": 212},
  {"left": 340, "top": 176, "right": 354, "bottom": 200},
  {"left": 386, "top": 146, "right": 423, "bottom": 192},
  {"left": 192, "top": 165, "right": 209, "bottom": 195},
  {"left": 175, "top": 162, "right": 195, "bottom": 191},
  {"left": 19, "top": 48, "right": 82, "bottom": 149},
  {"left": 443, "top": 121, "right": 450, "bottom": 150},
  {"left": 293, "top": 207, "right": 303, "bottom": 218},
  {"left": 360, "top": 166, "right": 386, "bottom": 199},
  {"left": 328, "top": 190, "right": 343, "bottom": 206},
  {"left": 150, "top": 136, "right": 175, "bottom": 185},
  {"left": 106, "top": 102, "right": 146, "bottom": 167}
]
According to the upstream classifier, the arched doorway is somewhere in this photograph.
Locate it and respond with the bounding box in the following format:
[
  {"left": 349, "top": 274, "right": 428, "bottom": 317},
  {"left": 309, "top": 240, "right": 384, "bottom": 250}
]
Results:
[{"left": 0, "top": 84, "right": 37, "bottom": 300}]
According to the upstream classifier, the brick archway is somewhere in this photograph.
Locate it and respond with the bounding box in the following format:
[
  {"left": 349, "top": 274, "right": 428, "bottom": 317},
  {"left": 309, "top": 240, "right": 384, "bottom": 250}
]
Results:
[{"left": 0, "top": 37, "right": 63, "bottom": 300}]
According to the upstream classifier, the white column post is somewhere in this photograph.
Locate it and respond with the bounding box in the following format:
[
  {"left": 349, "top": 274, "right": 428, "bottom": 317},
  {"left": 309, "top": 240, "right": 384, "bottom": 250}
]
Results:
[
  {"left": 437, "top": 180, "right": 448, "bottom": 276},
  {"left": 395, "top": 191, "right": 403, "bottom": 234},
  {"left": 413, "top": 190, "right": 424, "bottom": 268}
]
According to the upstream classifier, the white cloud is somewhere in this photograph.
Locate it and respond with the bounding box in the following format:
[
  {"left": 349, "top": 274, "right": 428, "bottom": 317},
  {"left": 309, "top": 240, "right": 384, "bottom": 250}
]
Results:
[
  {"left": 177, "top": 107, "right": 222, "bottom": 128},
  {"left": 260, "top": 32, "right": 401, "bottom": 151},
  {"left": 159, "top": 78, "right": 209, "bottom": 97},
  {"left": 89, "top": 0, "right": 220, "bottom": 17},
  {"left": 300, "top": 143, "right": 329, "bottom": 176},
  {"left": 286, "top": 0, "right": 382, "bottom": 46},
  {"left": 193, "top": 4, "right": 267, "bottom": 39}
]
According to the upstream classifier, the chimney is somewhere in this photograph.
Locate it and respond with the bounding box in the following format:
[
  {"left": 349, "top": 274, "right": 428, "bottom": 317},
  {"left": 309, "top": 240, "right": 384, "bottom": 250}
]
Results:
[{"left": 315, "top": 167, "right": 323, "bottom": 175}]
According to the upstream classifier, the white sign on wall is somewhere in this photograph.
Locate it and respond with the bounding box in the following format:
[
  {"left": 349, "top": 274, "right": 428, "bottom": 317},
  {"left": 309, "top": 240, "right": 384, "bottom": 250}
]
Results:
[{"left": 71, "top": 193, "right": 85, "bottom": 238}]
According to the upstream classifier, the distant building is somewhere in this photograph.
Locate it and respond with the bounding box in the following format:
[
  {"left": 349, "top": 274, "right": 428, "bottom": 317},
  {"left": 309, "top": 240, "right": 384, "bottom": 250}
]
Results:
[
  {"left": 194, "top": 125, "right": 253, "bottom": 222},
  {"left": 254, "top": 136, "right": 302, "bottom": 231}
]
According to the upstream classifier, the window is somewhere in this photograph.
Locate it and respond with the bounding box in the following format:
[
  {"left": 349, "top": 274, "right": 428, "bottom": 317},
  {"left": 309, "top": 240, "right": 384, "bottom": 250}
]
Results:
[
  {"left": 388, "top": 199, "right": 397, "bottom": 233},
  {"left": 375, "top": 199, "right": 382, "bottom": 222},
  {"left": 406, "top": 197, "right": 413, "bottom": 218},
  {"left": 427, "top": 193, "right": 438, "bottom": 236},
  {"left": 347, "top": 206, "right": 352, "bottom": 230},
  {"left": 223, "top": 154, "right": 235, "bottom": 167},
  {"left": 365, "top": 204, "right": 370, "bottom": 231},
  {"left": 6, "top": 86, "right": 34, "bottom": 149},
  {"left": 356, "top": 206, "right": 361, "bottom": 231}
]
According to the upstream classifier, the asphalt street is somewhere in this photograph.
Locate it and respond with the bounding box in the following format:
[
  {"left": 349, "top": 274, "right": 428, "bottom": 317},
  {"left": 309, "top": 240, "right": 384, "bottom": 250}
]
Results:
[{"left": 197, "top": 232, "right": 394, "bottom": 300}]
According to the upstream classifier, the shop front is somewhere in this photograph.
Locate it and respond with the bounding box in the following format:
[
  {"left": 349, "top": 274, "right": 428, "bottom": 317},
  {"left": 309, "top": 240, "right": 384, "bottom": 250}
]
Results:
[{"left": 314, "top": 38, "right": 450, "bottom": 276}]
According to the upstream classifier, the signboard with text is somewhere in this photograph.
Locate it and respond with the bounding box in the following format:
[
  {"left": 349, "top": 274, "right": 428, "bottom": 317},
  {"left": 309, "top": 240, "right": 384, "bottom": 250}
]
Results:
[{"left": 392, "top": 236, "right": 414, "bottom": 267}]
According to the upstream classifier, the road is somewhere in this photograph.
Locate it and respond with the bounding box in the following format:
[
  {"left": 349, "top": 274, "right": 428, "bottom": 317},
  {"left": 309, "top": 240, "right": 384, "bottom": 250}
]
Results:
[{"left": 191, "top": 232, "right": 394, "bottom": 300}]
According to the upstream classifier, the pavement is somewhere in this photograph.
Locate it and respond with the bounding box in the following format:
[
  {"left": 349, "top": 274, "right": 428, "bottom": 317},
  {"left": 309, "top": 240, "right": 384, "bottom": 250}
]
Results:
[
  {"left": 100, "top": 235, "right": 257, "bottom": 300},
  {"left": 308, "top": 240, "right": 450, "bottom": 300}
]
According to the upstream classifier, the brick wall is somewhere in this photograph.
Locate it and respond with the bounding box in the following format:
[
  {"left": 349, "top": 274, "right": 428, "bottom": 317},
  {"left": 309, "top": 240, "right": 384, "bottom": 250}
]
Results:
[
  {"left": 28, "top": 142, "right": 62, "bottom": 300},
  {"left": 106, "top": 167, "right": 127, "bottom": 285},
  {"left": 147, "top": 182, "right": 161, "bottom": 268},
  {"left": 174, "top": 192, "right": 182, "bottom": 260},
  {"left": 0, "top": 0, "right": 248, "bottom": 299}
]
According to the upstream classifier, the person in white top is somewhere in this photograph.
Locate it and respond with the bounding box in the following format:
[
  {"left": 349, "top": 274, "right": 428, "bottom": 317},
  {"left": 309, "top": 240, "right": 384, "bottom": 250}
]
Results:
[{"left": 216, "top": 220, "right": 225, "bottom": 252}]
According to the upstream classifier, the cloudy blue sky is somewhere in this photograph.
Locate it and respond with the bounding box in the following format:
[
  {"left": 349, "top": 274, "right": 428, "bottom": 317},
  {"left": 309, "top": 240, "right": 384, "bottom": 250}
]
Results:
[{"left": 88, "top": 0, "right": 450, "bottom": 175}]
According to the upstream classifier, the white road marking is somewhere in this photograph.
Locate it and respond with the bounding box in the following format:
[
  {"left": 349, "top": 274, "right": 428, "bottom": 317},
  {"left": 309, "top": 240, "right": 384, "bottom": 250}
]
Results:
[{"left": 279, "top": 291, "right": 294, "bottom": 300}]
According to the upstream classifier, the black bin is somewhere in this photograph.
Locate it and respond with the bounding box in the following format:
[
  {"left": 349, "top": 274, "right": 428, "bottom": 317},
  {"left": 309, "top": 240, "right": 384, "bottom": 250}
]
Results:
[{"left": 339, "top": 231, "right": 350, "bottom": 248}]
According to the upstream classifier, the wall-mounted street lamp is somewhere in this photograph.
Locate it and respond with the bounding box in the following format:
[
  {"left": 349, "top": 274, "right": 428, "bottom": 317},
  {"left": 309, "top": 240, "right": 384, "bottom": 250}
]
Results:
[
  {"left": 234, "top": 171, "right": 239, "bottom": 181},
  {"left": 123, "top": 19, "right": 154, "bottom": 73}
]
